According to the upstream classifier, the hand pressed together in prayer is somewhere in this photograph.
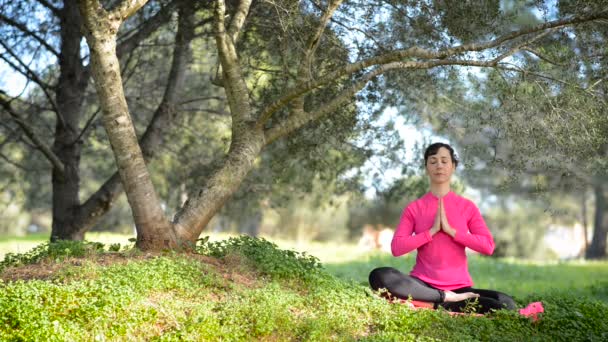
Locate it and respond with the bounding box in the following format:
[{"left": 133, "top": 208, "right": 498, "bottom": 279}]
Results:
[{"left": 429, "top": 198, "right": 457, "bottom": 238}]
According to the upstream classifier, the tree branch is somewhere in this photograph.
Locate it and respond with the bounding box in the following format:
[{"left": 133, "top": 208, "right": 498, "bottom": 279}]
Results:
[
  {"left": 522, "top": 47, "right": 568, "bottom": 67},
  {"left": 179, "top": 108, "right": 230, "bottom": 116},
  {"left": 0, "top": 41, "right": 53, "bottom": 91},
  {"left": 178, "top": 96, "right": 225, "bottom": 106},
  {"left": 0, "top": 124, "right": 22, "bottom": 150},
  {"left": 110, "top": 0, "right": 150, "bottom": 21},
  {"left": 0, "top": 151, "right": 33, "bottom": 171},
  {"left": 214, "top": 0, "right": 254, "bottom": 126},
  {"left": 290, "top": 0, "right": 343, "bottom": 115},
  {"left": 116, "top": 1, "right": 176, "bottom": 56},
  {"left": 254, "top": 10, "right": 608, "bottom": 128},
  {"left": 78, "top": 0, "right": 176, "bottom": 87},
  {"left": 265, "top": 62, "right": 393, "bottom": 144},
  {"left": 265, "top": 49, "right": 572, "bottom": 144},
  {"left": 73, "top": 173, "right": 124, "bottom": 231},
  {"left": 227, "top": 0, "right": 252, "bottom": 44},
  {"left": 0, "top": 13, "right": 60, "bottom": 57},
  {"left": 298, "top": 0, "right": 342, "bottom": 79},
  {"left": 35, "top": 0, "right": 61, "bottom": 17},
  {"left": 497, "top": 63, "right": 605, "bottom": 97},
  {"left": 439, "top": 11, "right": 608, "bottom": 58},
  {"left": 0, "top": 42, "right": 62, "bottom": 126},
  {"left": 0, "top": 95, "right": 65, "bottom": 175},
  {"left": 491, "top": 29, "right": 553, "bottom": 63},
  {"left": 586, "top": 78, "right": 605, "bottom": 92},
  {"left": 70, "top": 107, "right": 101, "bottom": 146},
  {"left": 140, "top": 0, "right": 195, "bottom": 157}
]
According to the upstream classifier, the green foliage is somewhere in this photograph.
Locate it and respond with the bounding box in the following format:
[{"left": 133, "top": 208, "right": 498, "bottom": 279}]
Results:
[
  {"left": 0, "top": 240, "right": 106, "bottom": 272},
  {"left": 196, "top": 235, "right": 323, "bottom": 282},
  {"left": 0, "top": 255, "right": 211, "bottom": 341},
  {"left": 0, "top": 239, "right": 608, "bottom": 340},
  {"left": 259, "top": 178, "right": 352, "bottom": 242},
  {"left": 108, "top": 243, "right": 122, "bottom": 252},
  {"left": 437, "top": 0, "right": 503, "bottom": 43},
  {"left": 528, "top": 289, "right": 608, "bottom": 341}
]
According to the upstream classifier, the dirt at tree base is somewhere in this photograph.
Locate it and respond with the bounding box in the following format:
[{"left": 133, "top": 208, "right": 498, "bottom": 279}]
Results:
[{"left": 0, "top": 252, "right": 259, "bottom": 288}]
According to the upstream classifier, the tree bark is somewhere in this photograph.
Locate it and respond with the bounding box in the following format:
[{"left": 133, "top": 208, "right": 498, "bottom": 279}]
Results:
[
  {"left": 71, "top": 1, "right": 195, "bottom": 238},
  {"left": 173, "top": 129, "right": 266, "bottom": 242},
  {"left": 586, "top": 183, "right": 608, "bottom": 259},
  {"left": 31, "top": 0, "right": 176, "bottom": 241},
  {"left": 169, "top": 0, "right": 264, "bottom": 244},
  {"left": 79, "top": 0, "right": 176, "bottom": 249},
  {"left": 50, "top": 0, "right": 88, "bottom": 241}
]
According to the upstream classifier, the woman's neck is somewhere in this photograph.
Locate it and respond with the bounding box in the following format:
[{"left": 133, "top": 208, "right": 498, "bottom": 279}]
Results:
[{"left": 430, "top": 183, "right": 451, "bottom": 198}]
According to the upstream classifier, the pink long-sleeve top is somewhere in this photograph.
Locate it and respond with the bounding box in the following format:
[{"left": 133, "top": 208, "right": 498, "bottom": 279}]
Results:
[{"left": 391, "top": 191, "right": 495, "bottom": 290}]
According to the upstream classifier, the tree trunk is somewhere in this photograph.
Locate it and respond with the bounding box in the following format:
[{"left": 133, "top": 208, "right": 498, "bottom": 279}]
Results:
[
  {"left": 586, "top": 183, "right": 608, "bottom": 259},
  {"left": 44, "top": 0, "right": 177, "bottom": 242},
  {"left": 582, "top": 188, "right": 589, "bottom": 254},
  {"left": 173, "top": 129, "right": 266, "bottom": 243},
  {"left": 79, "top": 0, "right": 176, "bottom": 250},
  {"left": 168, "top": 0, "right": 264, "bottom": 244},
  {"left": 70, "top": 2, "right": 195, "bottom": 241},
  {"left": 50, "top": 0, "right": 87, "bottom": 241}
]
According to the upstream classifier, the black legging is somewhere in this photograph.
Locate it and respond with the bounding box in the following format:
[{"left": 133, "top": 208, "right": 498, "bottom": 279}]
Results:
[{"left": 369, "top": 267, "right": 516, "bottom": 314}]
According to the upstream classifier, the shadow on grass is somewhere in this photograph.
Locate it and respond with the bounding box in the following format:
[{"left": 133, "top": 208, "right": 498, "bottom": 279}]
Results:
[{"left": 323, "top": 252, "right": 608, "bottom": 303}]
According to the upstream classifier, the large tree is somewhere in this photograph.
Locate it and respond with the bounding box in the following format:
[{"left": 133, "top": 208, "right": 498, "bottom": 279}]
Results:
[
  {"left": 1, "top": 0, "right": 365, "bottom": 241},
  {"left": 74, "top": 0, "right": 608, "bottom": 250},
  {"left": 0, "top": 0, "right": 200, "bottom": 240}
]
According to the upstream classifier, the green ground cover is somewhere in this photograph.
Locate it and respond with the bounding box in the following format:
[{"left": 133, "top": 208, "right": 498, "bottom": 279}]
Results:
[
  {"left": 0, "top": 236, "right": 606, "bottom": 341},
  {"left": 0, "top": 232, "right": 134, "bottom": 261},
  {"left": 324, "top": 252, "right": 608, "bottom": 302}
]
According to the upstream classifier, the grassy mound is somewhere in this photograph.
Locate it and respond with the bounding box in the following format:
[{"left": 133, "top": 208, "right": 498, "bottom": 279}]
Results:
[{"left": 0, "top": 237, "right": 607, "bottom": 341}]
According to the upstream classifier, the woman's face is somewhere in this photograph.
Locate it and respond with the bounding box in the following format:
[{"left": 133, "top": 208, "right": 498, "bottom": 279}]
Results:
[{"left": 425, "top": 147, "right": 455, "bottom": 184}]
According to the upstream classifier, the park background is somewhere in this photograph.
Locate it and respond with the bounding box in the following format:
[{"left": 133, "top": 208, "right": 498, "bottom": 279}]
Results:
[{"left": 1, "top": 0, "right": 608, "bottom": 340}]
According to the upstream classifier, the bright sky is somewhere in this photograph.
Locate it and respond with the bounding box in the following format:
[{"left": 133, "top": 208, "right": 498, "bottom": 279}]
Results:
[{"left": 0, "top": 60, "right": 29, "bottom": 97}]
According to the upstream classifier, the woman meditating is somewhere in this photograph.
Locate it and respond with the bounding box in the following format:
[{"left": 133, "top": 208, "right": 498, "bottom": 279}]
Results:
[{"left": 369, "top": 142, "right": 517, "bottom": 314}]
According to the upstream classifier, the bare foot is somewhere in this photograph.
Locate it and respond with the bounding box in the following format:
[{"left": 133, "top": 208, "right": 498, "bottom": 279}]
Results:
[{"left": 443, "top": 290, "right": 479, "bottom": 302}]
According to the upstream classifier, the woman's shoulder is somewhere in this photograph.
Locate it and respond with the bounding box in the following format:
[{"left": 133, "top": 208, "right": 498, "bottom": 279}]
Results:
[
  {"left": 449, "top": 191, "right": 478, "bottom": 209},
  {"left": 402, "top": 194, "right": 427, "bottom": 211}
]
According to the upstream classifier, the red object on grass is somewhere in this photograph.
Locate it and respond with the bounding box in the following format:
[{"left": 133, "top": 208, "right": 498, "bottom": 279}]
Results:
[
  {"left": 408, "top": 300, "right": 435, "bottom": 309},
  {"left": 518, "top": 301, "right": 544, "bottom": 322},
  {"left": 394, "top": 298, "right": 544, "bottom": 321}
]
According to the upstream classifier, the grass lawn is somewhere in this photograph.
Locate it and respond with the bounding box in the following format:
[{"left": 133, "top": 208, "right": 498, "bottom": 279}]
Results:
[
  {"left": 1, "top": 234, "right": 607, "bottom": 341},
  {"left": 322, "top": 251, "right": 608, "bottom": 302},
  {"left": 0, "top": 232, "right": 135, "bottom": 261},
  {"left": 3, "top": 232, "right": 607, "bottom": 300}
]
